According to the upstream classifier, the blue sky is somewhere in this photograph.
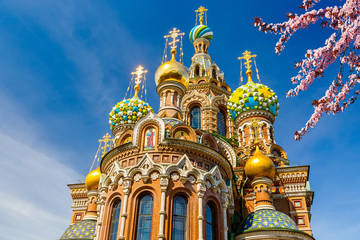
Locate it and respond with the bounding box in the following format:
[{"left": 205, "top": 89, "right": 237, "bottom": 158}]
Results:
[{"left": 0, "top": 1, "right": 359, "bottom": 239}]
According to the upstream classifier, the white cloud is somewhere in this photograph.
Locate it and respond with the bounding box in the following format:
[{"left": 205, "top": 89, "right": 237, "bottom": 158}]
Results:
[{"left": 0, "top": 91, "right": 81, "bottom": 239}]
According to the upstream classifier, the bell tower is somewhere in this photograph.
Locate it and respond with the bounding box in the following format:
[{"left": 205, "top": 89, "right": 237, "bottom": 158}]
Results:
[{"left": 181, "top": 6, "right": 234, "bottom": 138}]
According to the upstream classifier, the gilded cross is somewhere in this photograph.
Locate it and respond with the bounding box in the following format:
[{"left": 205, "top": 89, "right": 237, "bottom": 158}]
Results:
[
  {"left": 195, "top": 6, "right": 208, "bottom": 25},
  {"left": 131, "top": 65, "right": 148, "bottom": 85},
  {"left": 238, "top": 50, "right": 257, "bottom": 71},
  {"left": 164, "top": 28, "right": 184, "bottom": 51},
  {"left": 251, "top": 120, "right": 259, "bottom": 140},
  {"left": 99, "top": 133, "right": 113, "bottom": 157}
]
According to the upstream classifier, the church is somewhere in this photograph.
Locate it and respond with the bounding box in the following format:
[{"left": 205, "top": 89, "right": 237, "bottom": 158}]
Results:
[{"left": 59, "top": 6, "right": 315, "bottom": 240}]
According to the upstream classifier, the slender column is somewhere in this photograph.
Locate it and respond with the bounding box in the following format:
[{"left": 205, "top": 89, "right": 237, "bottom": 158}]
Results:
[
  {"left": 162, "top": 93, "right": 166, "bottom": 106},
  {"left": 94, "top": 188, "right": 107, "bottom": 240},
  {"left": 118, "top": 179, "right": 133, "bottom": 240},
  {"left": 197, "top": 182, "right": 206, "bottom": 240},
  {"left": 221, "top": 193, "right": 229, "bottom": 240},
  {"left": 177, "top": 95, "right": 181, "bottom": 107},
  {"left": 158, "top": 176, "right": 169, "bottom": 239},
  {"left": 170, "top": 92, "right": 174, "bottom": 105}
]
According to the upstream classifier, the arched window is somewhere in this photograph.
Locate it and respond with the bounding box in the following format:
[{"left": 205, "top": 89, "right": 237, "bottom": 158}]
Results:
[
  {"left": 109, "top": 201, "right": 121, "bottom": 240},
  {"left": 136, "top": 195, "right": 153, "bottom": 240},
  {"left": 217, "top": 110, "right": 226, "bottom": 137},
  {"left": 172, "top": 196, "right": 187, "bottom": 240},
  {"left": 206, "top": 203, "right": 217, "bottom": 240},
  {"left": 190, "top": 107, "right": 201, "bottom": 129}
]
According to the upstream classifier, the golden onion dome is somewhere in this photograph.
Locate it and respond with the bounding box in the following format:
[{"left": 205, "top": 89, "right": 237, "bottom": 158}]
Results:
[
  {"left": 245, "top": 144, "right": 275, "bottom": 180},
  {"left": 85, "top": 167, "right": 101, "bottom": 191},
  {"left": 155, "top": 49, "right": 189, "bottom": 88}
]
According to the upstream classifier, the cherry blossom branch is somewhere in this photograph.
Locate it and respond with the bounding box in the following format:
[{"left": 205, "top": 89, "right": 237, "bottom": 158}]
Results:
[{"left": 254, "top": 0, "right": 360, "bottom": 140}]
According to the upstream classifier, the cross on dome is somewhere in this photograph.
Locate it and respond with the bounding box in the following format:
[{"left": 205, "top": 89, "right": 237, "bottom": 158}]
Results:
[
  {"left": 164, "top": 28, "right": 185, "bottom": 51},
  {"left": 131, "top": 65, "right": 148, "bottom": 85},
  {"left": 99, "top": 133, "right": 113, "bottom": 157},
  {"left": 238, "top": 50, "right": 257, "bottom": 71},
  {"left": 195, "top": 6, "right": 208, "bottom": 25}
]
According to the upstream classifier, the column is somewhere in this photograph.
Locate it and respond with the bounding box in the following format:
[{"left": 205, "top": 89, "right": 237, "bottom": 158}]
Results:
[
  {"left": 94, "top": 189, "right": 107, "bottom": 240},
  {"left": 197, "top": 182, "right": 206, "bottom": 240},
  {"left": 170, "top": 92, "right": 174, "bottom": 105},
  {"left": 118, "top": 178, "right": 133, "bottom": 240},
  {"left": 158, "top": 176, "right": 169, "bottom": 239},
  {"left": 221, "top": 193, "right": 229, "bottom": 240}
]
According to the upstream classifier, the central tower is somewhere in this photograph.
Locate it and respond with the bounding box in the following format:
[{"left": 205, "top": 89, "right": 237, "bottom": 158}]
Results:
[{"left": 181, "top": 7, "right": 233, "bottom": 138}]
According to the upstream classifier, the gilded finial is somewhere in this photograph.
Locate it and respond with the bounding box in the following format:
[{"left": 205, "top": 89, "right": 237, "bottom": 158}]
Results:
[
  {"left": 131, "top": 65, "right": 148, "bottom": 98},
  {"left": 251, "top": 120, "right": 259, "bottom": 141},
  {"left": 98, "top": 133, "right": 113, "bottom": 157},
  {"left": 195, "top": 6, "right": 208, "bottom": 25},
  {"left": 238, "top": 51, "right": 257, "bottom": 83}
]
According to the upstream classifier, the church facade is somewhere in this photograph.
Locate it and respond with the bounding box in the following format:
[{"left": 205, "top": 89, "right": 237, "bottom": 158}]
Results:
[{"left": 59, "top": 7, "right": 315, "bottom": 240}]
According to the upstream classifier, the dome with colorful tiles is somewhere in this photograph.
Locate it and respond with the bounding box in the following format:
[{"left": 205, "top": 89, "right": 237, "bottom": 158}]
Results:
[
  {"left": 240, "top": 209, "right": 298, "bottom": 233},
  {"left": 109, "top": 96, "right": 153, "bottom": 130},
  {"left": 189, "top": 24, "right": 213, "bottom": 43},
  {"left": 59, "top": 220, "right": 96, "bottom": 239},
  {"left": 228, "top": 76, "right": 279, "bottom": 121}
]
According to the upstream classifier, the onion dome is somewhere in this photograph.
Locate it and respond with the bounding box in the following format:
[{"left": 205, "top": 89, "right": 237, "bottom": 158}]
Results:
[
  {"left": 85, "top": 167, "right": 101, "bottom": 191},
  {"left": 155, "top": 49, "right": 189, "bottom": 88},
  {"left": 59, "top": 220, "right": 96, "bottom": 239},
  {"left": 227, "top": 70, "right": 279, "bottom": 121},
  {"left": 240, "top": 209, "right": 298, "bottom": 232},
  {"left": 189, "top": 24, "right": 213, "bottom": 43},
  {"left": 109, "top": 96, "right": 153, "bottom": 130},
  {"left": 245, "top": 144, "right": 275, "bottom": 180}
]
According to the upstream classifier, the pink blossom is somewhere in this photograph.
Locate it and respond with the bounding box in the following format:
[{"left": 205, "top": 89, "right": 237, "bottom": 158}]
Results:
[{"left": 254, "top": 0, "right": 360, "bottom": 140}]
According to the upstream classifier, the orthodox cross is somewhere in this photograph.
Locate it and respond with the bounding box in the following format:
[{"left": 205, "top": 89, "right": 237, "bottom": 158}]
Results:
[
  {"left": 251, "top": 120, "right": 259, "bottom": 140},
  {"left": 131, "top": 65, "right": 148, "bottom": 85},
  {"left": 195, "top": 6, "right": 208, "bottom": 25},
  {"left": 99, "top": 133, "right": 113, "bottom": 157},
  {"left": 164, "top": 28, "right": 184, "bottom": 51},
  {"left": 238, "top": 50, "right": 257, "bottom": 71}
]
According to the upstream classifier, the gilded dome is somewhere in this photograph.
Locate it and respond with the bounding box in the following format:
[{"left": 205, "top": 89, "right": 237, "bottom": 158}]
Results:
[
  {"left": 155, "top": 49, "right": 189, "bottom": 88},
  {"left": 189, "top": 24, "right": 213, "bottom": 43},
  {"left": 85, "top": 167, "right": 101, "bottom": 191},
  {"left": 240, "top": 209, "right": 298, "bottom": 232},
  {"left": 227, "top": 71, "right": 279, "bottom": 121},
  {"left": 109, "top": 97, "right": 153, "bottom": 130},
  {"left": 245, "top": 145, "right": 275, "bottom": 180}
]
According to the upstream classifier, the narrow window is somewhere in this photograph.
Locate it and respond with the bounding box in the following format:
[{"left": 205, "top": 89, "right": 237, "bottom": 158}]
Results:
[
  {"left": 172, "top": 196, "right": 187, "bottom": 240},
  {"left": 136, "top": 195, "right": 153, "bottom": 240},
  {"left": 212, "top": 68, "right": 217, "bottom": 79},
  {"left": 217, "top": 110, "right": 226, "bottom": 137},
  {"left": 190, "top": 107, "right": 201, "bottom": 129},
  {"left": 194, "top": 65, "right": 200, "bottom": 77},
  {"left": 206, "top": 203, "right": 217, "bottom": 240},
  {"left": 109, "top": 201, "right": 121, "bottom": 240}
]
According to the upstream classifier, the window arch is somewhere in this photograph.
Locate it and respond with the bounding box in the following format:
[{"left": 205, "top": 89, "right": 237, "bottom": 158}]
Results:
[
  {"left": 172, "top": 196, "right": 188, "bottom": 240},
  {"left": 205, "top": 202, "right": 217, "bottom": 240},
  {"left": 136, "top": 194, "right": 153, "bottom": 240},
  {"left": 217, "top": 109, "right": 226, "bottom": 137},
  {"left": 109, "top": 200, "right": 121, "bottom": 240},
  {"left": 190, "top": 107, "right": 201, "bottom": 129}
]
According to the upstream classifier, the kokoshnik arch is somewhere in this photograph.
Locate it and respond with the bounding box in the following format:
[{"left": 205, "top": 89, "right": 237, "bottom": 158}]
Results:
[{"left": 59, "top": 6, "right": 315, "bottom": 240}]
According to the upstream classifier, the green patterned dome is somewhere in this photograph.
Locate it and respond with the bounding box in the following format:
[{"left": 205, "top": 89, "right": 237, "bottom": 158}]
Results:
[
  {"left": 227, "top": 80, "right": 279, "bottom": 121},
  {"left": 109, "top": 96, "right": 153, "bottom": 130},
  {"left": 240, "top": 209, "right": 298, "bottom": 232},
  {"left": 59, "top": 220, "right": 96, "bottom": 239}
]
